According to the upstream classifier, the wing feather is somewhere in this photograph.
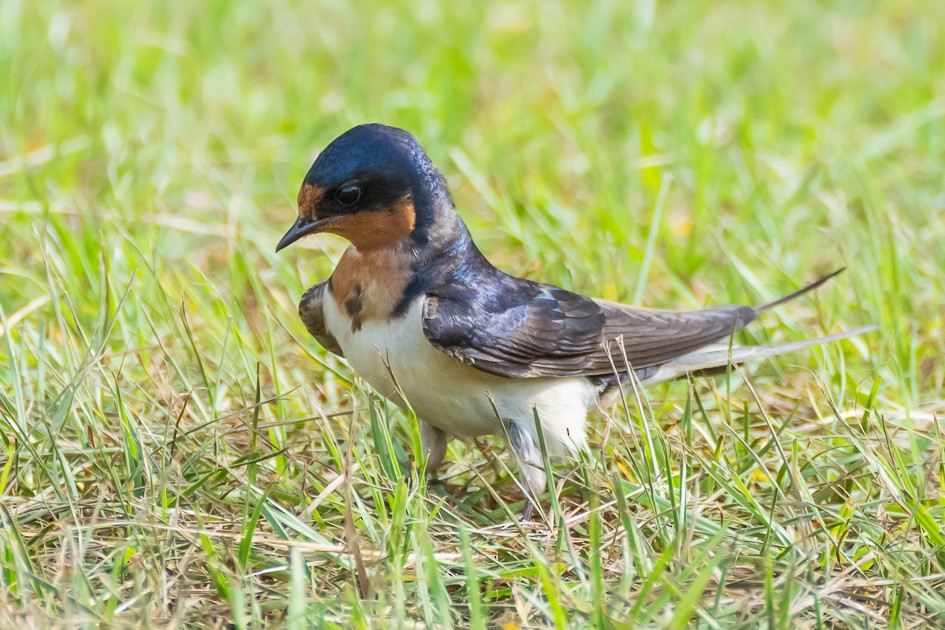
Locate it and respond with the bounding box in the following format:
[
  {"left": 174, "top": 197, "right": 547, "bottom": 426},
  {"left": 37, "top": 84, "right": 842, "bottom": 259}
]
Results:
[
  {"left": 421, "top": 275, "right": 756, "bottom": 379},
  {"left": 593, "top": 301, "right": 757, "bottom": 370},
  {"left": 299, "top": 280, "right": 344, "bottom": 356}
]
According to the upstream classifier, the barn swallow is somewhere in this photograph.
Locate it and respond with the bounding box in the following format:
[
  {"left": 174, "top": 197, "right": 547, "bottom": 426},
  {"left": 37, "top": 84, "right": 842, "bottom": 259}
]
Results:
[{"left": 277, "top": 124, "right": 872, "bottom": 516}]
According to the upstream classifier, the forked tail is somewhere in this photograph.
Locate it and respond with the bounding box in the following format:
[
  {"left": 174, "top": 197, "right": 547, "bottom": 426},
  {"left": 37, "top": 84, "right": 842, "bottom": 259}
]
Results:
[
  {"left": 645, "top": 325, "right": 877, "bottom": 385},
  {"left": 756, "top": 268, "right": 846, "bottom": 312}
]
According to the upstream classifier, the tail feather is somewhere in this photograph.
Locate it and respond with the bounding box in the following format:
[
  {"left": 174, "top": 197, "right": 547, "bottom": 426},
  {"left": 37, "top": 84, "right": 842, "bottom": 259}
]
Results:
[
  {"left": 644, "top": 325, "right": 877, "bottom": 385},
  {"left": 756, "top": 268, "right": 846, "bottom": 312}
]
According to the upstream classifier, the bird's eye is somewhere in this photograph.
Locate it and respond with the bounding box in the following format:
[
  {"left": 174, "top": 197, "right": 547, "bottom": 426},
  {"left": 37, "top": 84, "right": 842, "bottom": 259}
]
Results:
[{"left": 335, "top": 184, "right": 362, "bottom": 205}]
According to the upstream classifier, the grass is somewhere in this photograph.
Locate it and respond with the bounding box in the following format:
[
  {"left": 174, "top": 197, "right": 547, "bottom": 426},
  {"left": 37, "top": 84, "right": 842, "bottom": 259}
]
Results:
[{"left": 1, "top": 0, "right": 943, "bottom": 626}]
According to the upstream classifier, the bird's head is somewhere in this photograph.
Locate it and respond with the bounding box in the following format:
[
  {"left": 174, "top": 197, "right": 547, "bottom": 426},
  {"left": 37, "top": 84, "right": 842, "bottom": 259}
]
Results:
[{"left": 276, "top": 124, "right": 453, "bottom": 253}]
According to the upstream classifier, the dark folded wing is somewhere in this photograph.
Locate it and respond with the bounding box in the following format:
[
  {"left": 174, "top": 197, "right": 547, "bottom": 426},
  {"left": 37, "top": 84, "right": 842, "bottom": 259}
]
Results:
[
  {"left": 421, "top": 280, "right": 606, "bottom": 378},
  {"left": 298, "top": 280, "right": 344, "bottom": 356},
  {"left": 592, "top": 300, "right": 757, "bottom": 372},
  {"left": 421, "top": 276, "right": 757, "bottom": 378}
]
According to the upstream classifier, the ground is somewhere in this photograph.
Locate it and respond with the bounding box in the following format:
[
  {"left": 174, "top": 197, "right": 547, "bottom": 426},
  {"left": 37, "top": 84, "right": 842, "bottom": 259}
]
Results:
[{"left": 1, "top": 0, "right": 943, "bottom": 627}]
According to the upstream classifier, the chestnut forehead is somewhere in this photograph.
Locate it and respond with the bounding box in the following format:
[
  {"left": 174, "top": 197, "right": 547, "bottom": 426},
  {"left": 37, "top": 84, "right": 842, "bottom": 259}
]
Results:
[{"left": 297, "top": 183, "right": 325, "bottom": 219}]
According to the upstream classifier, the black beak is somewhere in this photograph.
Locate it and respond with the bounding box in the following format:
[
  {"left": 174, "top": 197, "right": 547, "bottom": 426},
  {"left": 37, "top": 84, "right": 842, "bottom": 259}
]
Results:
[{"left": 276, "top": 216, "right": 324, "bottom": 252}]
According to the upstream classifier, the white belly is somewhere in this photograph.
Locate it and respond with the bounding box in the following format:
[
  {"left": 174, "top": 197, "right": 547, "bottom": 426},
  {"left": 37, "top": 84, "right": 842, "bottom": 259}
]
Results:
[{"left": 323, "top": 296, "right": 594, "bottom": 452}]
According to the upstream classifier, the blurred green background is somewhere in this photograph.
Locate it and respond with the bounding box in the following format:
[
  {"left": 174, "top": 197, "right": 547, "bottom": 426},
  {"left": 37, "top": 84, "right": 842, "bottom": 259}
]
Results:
[{"left": 1, "top": 0, "right": 943, "bottom": 626}]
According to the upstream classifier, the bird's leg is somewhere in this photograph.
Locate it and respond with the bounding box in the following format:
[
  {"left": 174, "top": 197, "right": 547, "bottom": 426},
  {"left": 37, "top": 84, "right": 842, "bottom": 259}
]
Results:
[
  {"left": 521, "top": 499, "right": 536, "bottom": 522},
  {"left": 502, "top": 419, "right": 546, "bottom": 520},
  {"left": 419, "top": 421, "right": 449, "bottom": 476}
]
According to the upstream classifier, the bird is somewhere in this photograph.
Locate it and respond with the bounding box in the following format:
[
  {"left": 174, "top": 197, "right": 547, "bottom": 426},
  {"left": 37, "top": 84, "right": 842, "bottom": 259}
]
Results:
[{"left": 276, "top": 123, "right": 872, "bottom": 516}]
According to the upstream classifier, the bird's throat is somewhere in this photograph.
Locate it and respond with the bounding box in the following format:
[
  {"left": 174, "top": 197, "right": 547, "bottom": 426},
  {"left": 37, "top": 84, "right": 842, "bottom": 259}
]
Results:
[{"left": 329, "top": 245, "right": 414, "bottom": 331}]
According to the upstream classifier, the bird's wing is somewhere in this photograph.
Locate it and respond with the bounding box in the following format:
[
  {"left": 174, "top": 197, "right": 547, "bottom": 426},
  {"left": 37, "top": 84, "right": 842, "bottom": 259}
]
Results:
[
  {"left": 299, "top": 280, "right": 344, "bottom": 356},
  {"left": 421, "top": 279, "right": 606, "bottom": 378},
  {"left": 592, "top": 300, "right": 757, "bottom": 372},
  {"left": 420, "top": 275, "right": 757, "bottom": 379}
]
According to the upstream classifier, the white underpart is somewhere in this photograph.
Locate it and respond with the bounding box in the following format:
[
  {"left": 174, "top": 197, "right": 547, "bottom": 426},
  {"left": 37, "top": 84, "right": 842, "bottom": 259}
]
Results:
[{"left": 323, "top": 296, "right": 596, "bottom": 455}]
